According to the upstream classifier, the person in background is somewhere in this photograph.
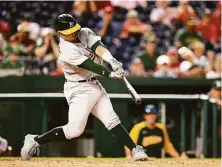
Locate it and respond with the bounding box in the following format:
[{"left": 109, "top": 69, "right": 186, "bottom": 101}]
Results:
[
  {"left": 137, "top": 35, "right": 159, "bottom": 75},
  {"left": 206, "top": 54, "right": 221, "bottom": 79},
  {"left": 35, "top": 28, "right": 57, "bottom": 58},
  {"left": 191, "top": 41, "right": 209, "bottom": 68},
  {"left": 179, "top": 60, "right": 204, "bottom": 77},
  {"left": 0, "top": 52, "right": 24, "bottom": 70},
  {"left": 167, "top": 47, "right": 181, "bottom": 76},
  {"left": 210, "top": 1, "right": 221, "bottom": 42},
  {"left": 125, "top": 105, "right": 180, "bottom": 158},
  {"left": 72, "top": 1, "right": 101, "bottom": 28},
  {"left": 35, "top": 28, "right": 57, "bottom": 74},
  {"left": 110, "top": 0, "right": 147, "bottom": 10},
  {"left": 0, "top": 21, "right": 11, "bottom": 56},
  {"left": 72, "top": 1, "right": 111, "bottom": 14},
  {"left": 150, "top": 0, "right": 177, "bottom": 27},
  {"left": 176, "top": 0, "right": 196, "bottom": 24},
  {"left": 174, "top": 18, "right": 203, "bottom": 48},
  {"left": 95, "top": 6, "right": 119, "bottom": 38},
  {"left": 120, "top": 10, "right": 151, "bottom": 38},
  {"left": 17, "top": 13, "right": 40, "bottom": 41},
  {"left": 153, "top": 55, "right": 177, "bottom": 78},
  {"left": 196, "top": 10, "right": 218, "bottom": 47},
  {"left": 3, "top": 35, "right": 26, "bottom": 57},
  {"left": 16, "top": 24, "right": 36, "bottom": 56},
  {"left": 129, "top": 58, "right": 147, "bottom": 77},
  {"left": 0, "top": 51, "right": 24, "bottom": 77}
]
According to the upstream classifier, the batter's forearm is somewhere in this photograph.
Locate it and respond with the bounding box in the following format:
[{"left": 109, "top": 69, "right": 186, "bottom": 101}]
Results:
[
  {"left": 78, "top": 58, "right": 111, "bottom": 76},
  {"left": 92, "top": 41, "right": 123, "bottom": 72},
  {"left": 93, "top": 42, "right": 115, "bottom": 64}
]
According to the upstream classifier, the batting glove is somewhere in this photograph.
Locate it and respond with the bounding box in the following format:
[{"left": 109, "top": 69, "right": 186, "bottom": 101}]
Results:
[
  {"left": 109, "top": 71, "right": 123, "bottom": 79},
  {"left": 110, "top": 58, "right": 123, "bottom": 72}
]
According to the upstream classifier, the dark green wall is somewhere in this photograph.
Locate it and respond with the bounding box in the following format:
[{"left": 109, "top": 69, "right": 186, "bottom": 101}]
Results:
[
  {"left": 0, "top": 76, "right": 216, "bottom": 93},
  {"left": 0, "top": 76, "right": 219, "bottom": 156}
]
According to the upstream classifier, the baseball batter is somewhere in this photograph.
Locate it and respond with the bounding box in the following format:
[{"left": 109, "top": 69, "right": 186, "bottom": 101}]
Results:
[{"left": 21, "top": 14, "right": 148, "bottom": 161}]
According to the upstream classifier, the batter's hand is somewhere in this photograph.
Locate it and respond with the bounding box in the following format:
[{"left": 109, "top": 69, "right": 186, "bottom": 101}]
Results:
[
  {"left": 110, "top": 59, "right": 123, "bottom": 72},
  {"left": 109, "top": 71, "right": 124, "bottom": 79},
  {"left": 115, "top": 68, "right": 124, "bottom": 76}
]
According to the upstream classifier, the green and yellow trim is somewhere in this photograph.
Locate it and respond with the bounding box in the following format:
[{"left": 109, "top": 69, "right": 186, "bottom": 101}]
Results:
[{"left": 58, "top": 24, "right": 81, "bottom": 35}]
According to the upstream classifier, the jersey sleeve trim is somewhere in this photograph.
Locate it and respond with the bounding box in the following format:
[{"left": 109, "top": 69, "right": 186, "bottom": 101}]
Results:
[{"left": 91, "top": 40, "right": 107, "bottom": 53}]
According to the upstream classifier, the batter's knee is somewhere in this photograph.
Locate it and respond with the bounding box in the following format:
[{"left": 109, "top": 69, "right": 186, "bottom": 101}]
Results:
[
  {"left": 105, "top": 112, "right": 121, "bottom": 131},
  {"left": 62, "top": 123, "right": 85, "bottom": 139}
]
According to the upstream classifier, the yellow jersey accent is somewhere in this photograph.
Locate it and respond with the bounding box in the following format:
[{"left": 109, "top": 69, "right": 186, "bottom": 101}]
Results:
[
  {"left": 155, "top": 123, "right": 176, "bottom": 154},
  {"left": 125, "top": 122, "right": 176, "bottom": 155},
  {"left": 142, "top": 136, "right": 163, "bottom": 147}
]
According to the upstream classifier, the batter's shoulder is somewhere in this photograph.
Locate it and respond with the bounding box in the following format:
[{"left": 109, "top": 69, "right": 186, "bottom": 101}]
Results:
[{"left": 78, "top": 28, "right": 96, "bottom": 39}]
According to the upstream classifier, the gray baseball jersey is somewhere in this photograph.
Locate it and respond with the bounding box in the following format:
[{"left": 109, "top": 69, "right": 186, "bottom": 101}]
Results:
[
  {"left": 58, "top": 28, "right": 121, "bottom": 139},
  {"left": 58, "top": 28, "right": 103, "bottom": 82}
]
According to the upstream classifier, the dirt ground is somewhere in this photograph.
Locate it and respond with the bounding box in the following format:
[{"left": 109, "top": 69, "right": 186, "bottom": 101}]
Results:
[{"left": 0, "top": 157, "right": 221, "bottom": 167}]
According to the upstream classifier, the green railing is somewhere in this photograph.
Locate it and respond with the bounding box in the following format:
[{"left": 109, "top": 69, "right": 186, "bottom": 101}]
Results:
[{"left": 0, "top": 93, "right": 219, "bottom": 157}]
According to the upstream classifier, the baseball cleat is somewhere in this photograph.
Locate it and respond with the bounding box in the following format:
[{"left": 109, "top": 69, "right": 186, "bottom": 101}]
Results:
[
  {"left": 132, "top": 145, "right": 148, "bottom": 161},
  {"left": 21, "top": 134, "right": 40, "bottom": 160}
]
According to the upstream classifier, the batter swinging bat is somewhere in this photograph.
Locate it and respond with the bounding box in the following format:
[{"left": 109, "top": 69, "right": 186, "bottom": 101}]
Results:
[{"left": 122, "top": 76, "right": 142, "bottom": 104}]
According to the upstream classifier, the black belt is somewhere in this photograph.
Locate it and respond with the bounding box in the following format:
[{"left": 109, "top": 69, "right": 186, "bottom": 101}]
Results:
[{"left": 65, "top": 76, "right": 98, "bottom": 83}]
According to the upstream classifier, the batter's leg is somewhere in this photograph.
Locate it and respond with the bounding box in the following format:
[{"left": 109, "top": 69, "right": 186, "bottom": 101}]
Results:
[
  {"left": 91, "top": 92, "right": 136, "bottom": 151},
  {"left": 35, "top": 93, "right": 101, "bottom": 144},
  {"left": 21, "top": 93, "right": 101, "bottom": 160}
]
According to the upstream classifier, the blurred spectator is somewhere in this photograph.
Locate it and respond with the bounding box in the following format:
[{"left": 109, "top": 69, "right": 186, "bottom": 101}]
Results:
[
  {"left": 150, "top": 0, "right": 177, "bottom": 27},
  {"left": 167, "top": 47, "right": 181, "bottom": 76},
  {"left": 153, "top": 55, "right": 177, "bottom": 78},
  {"left": 0, "top": 21, "right": 11, "bottom": 55},
  {"left": 35, "top": 28, "right": 57, "bottom": 74},
  {"left": 3, "top": 35, "right": 26, "bottom": 57},
  {"left": 72, "top": 1, "right": 100, "bottom": 28},
  {"left": 206, "top": 54, "right": 221, "bottom": 79},
  {"left": 137, "top": 35, "right": 159, "bottom": 74},
  {"left": 176, "top": 0, "right": 196, "bottom": 23},
  {"left": 111, "top": 0, "right": 147, "bottom": 10},
  {"left": 129, "top": 58, "right": 147, "bottom": 77},
  {"left": 72, "top": 1, "right": 111, "bottom": 14},
  {"left": 17, "top": 13, "right": 40, "bottom": 41},
  {"left": 125, "top": 105, "right": 180, "bottom": 158},
  {"left": 174, "top": 18, "right": 203, "bottom": 47},
  {"left": 0, "top": 53, "right": 24, "bottom": 69},
  {"left": 210, "top": 80, "right": 221, "bottom": 108},
  {"left": 191, "top": 41, "right": 209, "bottom": 67},
  {"left": 95, "top": 6, "right": 119, "bottom": 38},
  {"left": 210, "top": 1, "right": 221, "bottom": 41},
  {"left": 35, "top": 28, "right": 57, "bottom": 58},
  {"left": 196, "top": 10, "right": 218, "bottom": 45},
  {"left": 0, "top": 136, "right": 8, "bottom": 155},
  {"left": 179, "top": 60, "right": 204, "bottom": 77},
  {"left": 0, "top": 52, "right": 24, "bottom": 77},
  {"left": 120, "top": 10, "right": 151, "bottom": 38},
  {"left": 16, "top": 24, "right": 36, "bottom": 56}
]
